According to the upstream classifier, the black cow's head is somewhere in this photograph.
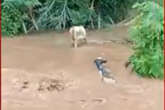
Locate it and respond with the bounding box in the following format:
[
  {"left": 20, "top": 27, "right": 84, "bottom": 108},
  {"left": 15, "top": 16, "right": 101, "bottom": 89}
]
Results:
[{"left": 94, "top": 57, "right": 107, "bottom": 65}]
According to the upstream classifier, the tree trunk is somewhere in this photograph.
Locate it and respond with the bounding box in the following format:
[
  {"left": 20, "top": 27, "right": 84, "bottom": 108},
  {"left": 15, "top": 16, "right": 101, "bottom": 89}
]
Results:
[
  {"left": 22, "top": 22, "right": 27, "bottom": 34},
  {"left": 97, "top": 13, "right": 101, "bottom": 29},
  {"left": 29, "top": 7, "right": 39, "bottom": 31},
  {"left": 90, "top": 0, "right": 95, "bottom": 9}
]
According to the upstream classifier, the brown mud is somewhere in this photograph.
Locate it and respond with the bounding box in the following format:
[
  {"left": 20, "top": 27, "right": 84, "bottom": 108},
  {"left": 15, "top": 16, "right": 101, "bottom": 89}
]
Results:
[{"left": 2, "top": 26, "right": 163, "bottom": 110}]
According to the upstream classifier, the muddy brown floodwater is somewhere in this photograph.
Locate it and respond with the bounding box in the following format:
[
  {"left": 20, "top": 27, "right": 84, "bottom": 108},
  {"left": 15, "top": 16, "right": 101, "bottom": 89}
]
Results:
[{"left": 2, "top": 26, "right": 163, "bottom": 110}]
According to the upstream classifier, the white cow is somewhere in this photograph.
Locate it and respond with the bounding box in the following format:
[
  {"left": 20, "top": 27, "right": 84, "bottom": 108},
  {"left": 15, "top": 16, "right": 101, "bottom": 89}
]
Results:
[{"left": 69, "top": 26, "right": 87, "bottom": 48}]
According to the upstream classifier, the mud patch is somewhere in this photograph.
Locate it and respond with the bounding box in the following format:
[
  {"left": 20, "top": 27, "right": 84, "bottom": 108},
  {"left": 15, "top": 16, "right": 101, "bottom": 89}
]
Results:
[
  {"left": 77, "top": 98, "right": 107, "bottom": 108},
  {"left": 3, "top": 68, "right": 77, "bottom": 93},
  {"left": 38, "top": 78, "right": 65, "bottom": 92}
]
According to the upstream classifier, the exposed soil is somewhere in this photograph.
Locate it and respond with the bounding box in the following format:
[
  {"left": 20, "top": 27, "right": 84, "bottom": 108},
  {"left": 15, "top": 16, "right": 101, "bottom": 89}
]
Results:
[{"left": 2, "top": 26, "right": 163, "bottom": 110}]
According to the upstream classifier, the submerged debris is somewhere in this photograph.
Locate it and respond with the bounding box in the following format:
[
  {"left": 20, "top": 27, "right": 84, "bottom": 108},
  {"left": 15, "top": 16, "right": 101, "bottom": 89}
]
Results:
[{"left": 38, "top": 78, "right": 65, "bottom": 92}]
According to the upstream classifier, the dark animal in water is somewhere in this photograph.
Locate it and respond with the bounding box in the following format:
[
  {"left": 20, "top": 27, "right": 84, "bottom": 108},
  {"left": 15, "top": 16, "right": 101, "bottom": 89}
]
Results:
[
  {"left": 125, "top": 61, "right": 131, "bottom": 68},
  {"left": 94, "top": 57, "right": 116, "bottom": 84}
]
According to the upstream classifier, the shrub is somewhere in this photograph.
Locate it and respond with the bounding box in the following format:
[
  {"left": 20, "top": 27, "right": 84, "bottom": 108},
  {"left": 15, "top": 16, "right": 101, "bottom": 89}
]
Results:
[
  {"left": 128, "top": 1, "right": 164, "bottom": 79},
  {"left": 2, "top": 0, "right": 154, "bottom": 36},
  {"left": 36, "top": 0, "right": 140, "bottom": 30},
  {"left": 1, "top": 2, "right": 23, "bottom": 36},
  {"left": 1, "top": 0, "right": 41, "bottom": 36}
]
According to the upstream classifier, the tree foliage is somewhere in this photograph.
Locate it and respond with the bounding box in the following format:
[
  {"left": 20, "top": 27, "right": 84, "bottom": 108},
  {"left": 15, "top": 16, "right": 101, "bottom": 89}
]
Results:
[
  {"left": 2, "top": 0, "right": 141, "bottom": 36},
  {"left": 1, "top": 1, "right": 22, "bottom": 36},
  {"left": 128, "top": 1, "right": 164, "bottom": 79},
  {"left": 2, "top": 0, "right": 41, "bottom": 36}
]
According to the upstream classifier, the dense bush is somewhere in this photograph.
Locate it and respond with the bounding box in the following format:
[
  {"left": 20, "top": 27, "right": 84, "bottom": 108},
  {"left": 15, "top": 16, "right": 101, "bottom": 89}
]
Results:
[
  {"left": 1, "top": 0, "right": 140, "bottom": 36},
  {"left": 128, "top": 1, "right": 164, "bottom": 79},
  {"left": 37, "top": 0, "right": 141, "bottom": 30},
  {"left": 1, "top": 0, "right": 41, "bottom": 36},
  {"left": 2, "top": 0, "right": 162, "bottom": 36},
  {"left": 1, "top": 2, "right": 23, "bottom": 36}
]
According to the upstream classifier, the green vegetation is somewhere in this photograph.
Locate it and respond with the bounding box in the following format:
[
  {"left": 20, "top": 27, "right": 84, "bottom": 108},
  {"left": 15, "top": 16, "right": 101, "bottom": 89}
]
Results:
[
  {"left": 2, "top": 0, "right": 41, "bottom": 36},
  {"left": 2, "top": 2, "right": 22, "bottom": 36},
  {"left": 2, "top": 0, "right": 143, "bottom": 36},
  {"left": 128, "top": 1, "right": 164, "bottom": 79}
]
